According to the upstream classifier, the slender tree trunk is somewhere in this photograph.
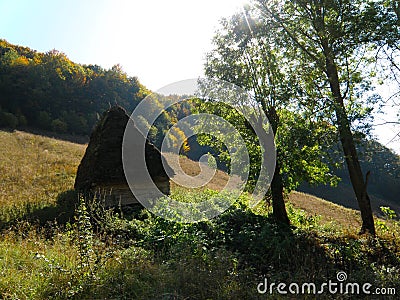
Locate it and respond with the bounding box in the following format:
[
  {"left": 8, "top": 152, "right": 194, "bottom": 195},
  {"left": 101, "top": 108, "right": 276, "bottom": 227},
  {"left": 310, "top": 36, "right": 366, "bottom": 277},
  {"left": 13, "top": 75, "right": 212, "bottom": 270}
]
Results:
[
  {"left": 265, "top": 106, "right": 290, "bottom": 225},
  {"left": 270, "top": 153, "right": 290, "bottom": 224},
  {"left": 324, "top": 51, "right": 376, "bottom": 235}
]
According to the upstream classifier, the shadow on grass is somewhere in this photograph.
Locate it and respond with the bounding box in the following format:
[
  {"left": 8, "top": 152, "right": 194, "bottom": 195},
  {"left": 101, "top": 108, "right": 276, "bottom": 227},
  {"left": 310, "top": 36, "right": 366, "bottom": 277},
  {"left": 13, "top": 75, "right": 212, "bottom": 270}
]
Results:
[
  {"left": 0, "top": 127, "right": 16, "bottom": 133},
  {"left": 29, "top": 190, "right": 79, "bottom": 225},
  {"left": 3, "top": 126, "right": 89, "bottom": 144},
  {"left": 0, "top": 190, "right": 79, "bottom": 231}
]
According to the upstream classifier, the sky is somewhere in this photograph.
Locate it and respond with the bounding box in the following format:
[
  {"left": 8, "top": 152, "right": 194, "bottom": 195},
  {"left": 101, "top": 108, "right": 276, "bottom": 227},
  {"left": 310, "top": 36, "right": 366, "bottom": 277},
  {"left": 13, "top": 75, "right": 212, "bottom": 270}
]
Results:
[
  {"left": 0, "top": 0, "right": 247, "bottom": 89},
  {"left": 0, "top": 0, "right": 399, "bottom": 153}
]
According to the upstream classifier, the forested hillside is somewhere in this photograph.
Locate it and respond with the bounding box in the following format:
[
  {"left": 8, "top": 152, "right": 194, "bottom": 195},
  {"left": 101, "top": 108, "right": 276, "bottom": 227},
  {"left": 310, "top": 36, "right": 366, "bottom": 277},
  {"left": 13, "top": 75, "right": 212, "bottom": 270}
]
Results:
[
  {"left": 0, "top": 39, "right": 147, "bottom": 135},
  {"left": 0, "top": 39, "right": 201, "bottom": 154},
  {"left": 300, "top": 138, "right": 400, "bottom": 215}
]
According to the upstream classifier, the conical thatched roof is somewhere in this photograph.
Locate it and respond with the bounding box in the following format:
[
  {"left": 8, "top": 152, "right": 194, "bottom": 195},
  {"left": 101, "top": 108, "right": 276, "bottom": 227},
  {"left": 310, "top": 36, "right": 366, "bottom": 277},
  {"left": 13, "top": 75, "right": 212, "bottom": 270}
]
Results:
[{"left": 74, "top": 106, "right": 172, "bottom": 198}]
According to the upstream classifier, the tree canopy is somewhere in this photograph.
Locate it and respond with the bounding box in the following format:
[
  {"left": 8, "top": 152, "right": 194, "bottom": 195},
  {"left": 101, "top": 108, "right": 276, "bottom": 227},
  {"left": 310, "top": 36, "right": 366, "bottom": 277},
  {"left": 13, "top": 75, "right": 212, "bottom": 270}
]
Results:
[{"left": 204, "top": 10, "right": 341, "bottom": 224}]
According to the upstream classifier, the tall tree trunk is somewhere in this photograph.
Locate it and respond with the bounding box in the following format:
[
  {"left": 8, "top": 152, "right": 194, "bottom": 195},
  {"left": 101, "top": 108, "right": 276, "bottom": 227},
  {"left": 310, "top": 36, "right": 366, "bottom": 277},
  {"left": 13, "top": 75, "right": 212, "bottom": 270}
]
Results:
[
  {"left": 265, "top": 106, "right": 290, "bottom": 225},
  {"left": 324, "top": 51, "right": 376, "bottom": 235}
]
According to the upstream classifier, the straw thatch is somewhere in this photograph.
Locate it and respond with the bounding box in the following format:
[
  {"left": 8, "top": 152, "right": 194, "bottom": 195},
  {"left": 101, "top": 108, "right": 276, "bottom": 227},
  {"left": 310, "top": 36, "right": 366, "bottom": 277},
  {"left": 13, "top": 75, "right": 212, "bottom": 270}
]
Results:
[{"left": 74, "top": 106, "right": 171, "bottom": 206}]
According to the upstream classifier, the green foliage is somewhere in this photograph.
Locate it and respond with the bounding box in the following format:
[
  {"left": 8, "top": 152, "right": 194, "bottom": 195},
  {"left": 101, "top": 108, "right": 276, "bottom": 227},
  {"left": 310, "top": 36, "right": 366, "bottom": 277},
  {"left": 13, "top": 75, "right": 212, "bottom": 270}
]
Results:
[
  {"left": 204, "top": 10, "right": 341, "bottom": 217},
  {"left": 375, "top": 219, "right": 390, "bottom": 233},
  {"left": 0, "top": 110, "right": 18, "bottom": 129},
  {"left": 381, "top": 206, "right": 398, "bottom": 220},
  {"left": 51, "top": 118, "right": 68, "bottom": 133},
  {"left": 251, "top": 0, "right": 397, "bottom": 234},
  {"left": 0, "top": 125, "right": 399, "bottom": 299},
  {"left": 276, "top": 110, "right": 340, "bottom": 191},
  {"left": 36, "top": 111, "right": 52, "bottom": 129},
  {"left": 195, "top": 100, "right": 338, "bottom": 194},
  {"left": 74, "top": 197, "right": 96, "bottom": 278},
  {"left": 30, "top": 197, "right": 116, "bottom": 298},
  {"left": 287, "top": 203, "right": 321, "bottom": 229},
  {"left": 376, "top": 206, "right": 399, "bottom": 234}
]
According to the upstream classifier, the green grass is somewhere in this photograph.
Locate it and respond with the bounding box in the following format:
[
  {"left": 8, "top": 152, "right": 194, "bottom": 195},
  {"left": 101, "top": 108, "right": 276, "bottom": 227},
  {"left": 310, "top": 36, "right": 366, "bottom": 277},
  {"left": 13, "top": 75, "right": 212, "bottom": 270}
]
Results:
[{"left": 0, "top": 130, "right": 399, "bottom": 299}]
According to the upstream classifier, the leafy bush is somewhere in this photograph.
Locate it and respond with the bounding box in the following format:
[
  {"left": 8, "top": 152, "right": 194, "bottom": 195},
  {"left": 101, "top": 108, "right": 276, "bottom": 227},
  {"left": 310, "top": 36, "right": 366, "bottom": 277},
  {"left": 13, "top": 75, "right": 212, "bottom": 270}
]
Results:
[
  {"left": 36, "top": 111, "right": 52, "bottom": 129},
  {"left": 51, "top": 118, "right": 68, "bottom": 133},
  {"left": 0, "top": 111, "right": 18, "bottom": 129}
]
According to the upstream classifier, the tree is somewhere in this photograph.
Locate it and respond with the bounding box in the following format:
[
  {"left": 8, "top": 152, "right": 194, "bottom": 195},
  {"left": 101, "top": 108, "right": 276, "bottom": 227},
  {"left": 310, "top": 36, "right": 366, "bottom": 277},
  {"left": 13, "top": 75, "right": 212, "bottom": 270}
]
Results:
[
  {"left": 51, "top": 118, "right": 68, "bottom": 133},
  {"left": 0, "top": 110, "right": 18, "bottom": 129},
  {"left": 253, "top": 0, "right": 398, "bottom": 234},
  {"left": 205, "top": 10, "right": 338, "bottom": 224}
]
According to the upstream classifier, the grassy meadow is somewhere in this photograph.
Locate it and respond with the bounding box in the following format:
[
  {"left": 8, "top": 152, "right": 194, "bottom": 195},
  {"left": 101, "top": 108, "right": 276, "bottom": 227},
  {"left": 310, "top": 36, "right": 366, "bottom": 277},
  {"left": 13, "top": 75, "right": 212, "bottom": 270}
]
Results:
[
  {"left": 0, "top": 130, "right": 85, "bottom": 225},
  {"left": 0, "top": 130, "right": 399, "bottom": 299}
]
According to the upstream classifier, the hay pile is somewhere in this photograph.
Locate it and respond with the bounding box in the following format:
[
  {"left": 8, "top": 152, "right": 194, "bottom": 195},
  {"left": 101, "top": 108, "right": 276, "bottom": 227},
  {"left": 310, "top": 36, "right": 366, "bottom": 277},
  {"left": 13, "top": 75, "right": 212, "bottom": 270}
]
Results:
[{"left": 74, "top": 106, "right": 171, "bottom": 205}]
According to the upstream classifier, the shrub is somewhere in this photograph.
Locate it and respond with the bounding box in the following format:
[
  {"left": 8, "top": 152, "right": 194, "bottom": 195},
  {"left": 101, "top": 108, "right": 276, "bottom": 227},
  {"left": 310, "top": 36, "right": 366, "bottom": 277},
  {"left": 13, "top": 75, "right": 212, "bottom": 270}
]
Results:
[
  {"left": 36, "top": 111, "right": 52, "bottom": 129},
  {"left": 51, "top": 118, "right": 68, "bottom": 133},
  {"left": 0, "top": 111, "right": 18, "bottom": 129},
  {"left": 17, "top": 114, "right": 27, "bottom": 126}
]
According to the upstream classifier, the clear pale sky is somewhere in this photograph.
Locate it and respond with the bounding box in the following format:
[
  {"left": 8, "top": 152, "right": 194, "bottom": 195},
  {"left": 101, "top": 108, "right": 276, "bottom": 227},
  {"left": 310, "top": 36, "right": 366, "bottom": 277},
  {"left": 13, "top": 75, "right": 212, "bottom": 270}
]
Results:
[
  {"left": 0, "top": 0, "right": 398, "bottom": 153},
  {"left": 0, "top": 0, "right": 247, "bottom": 90}
]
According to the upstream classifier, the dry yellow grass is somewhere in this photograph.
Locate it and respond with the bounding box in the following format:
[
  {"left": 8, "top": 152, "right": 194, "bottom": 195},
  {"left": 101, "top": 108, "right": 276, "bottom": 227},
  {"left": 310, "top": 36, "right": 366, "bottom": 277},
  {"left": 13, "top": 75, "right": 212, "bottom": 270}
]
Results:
[
  {"left": 288, "top": 191, "right": 362, "bottom": 234},
  {"left": 0, "top": 130, "right": 85, "bottom": 222},
  {"left": 164, "top": 152, "right": 242, "bottom": 192}
]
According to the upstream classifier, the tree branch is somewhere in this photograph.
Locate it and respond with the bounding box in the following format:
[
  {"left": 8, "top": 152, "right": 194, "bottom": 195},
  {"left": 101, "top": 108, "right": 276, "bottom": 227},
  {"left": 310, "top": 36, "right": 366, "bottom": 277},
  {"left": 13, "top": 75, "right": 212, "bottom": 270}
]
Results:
[{"left": 257, "top": 1, "right": 324, "bottom": 69}]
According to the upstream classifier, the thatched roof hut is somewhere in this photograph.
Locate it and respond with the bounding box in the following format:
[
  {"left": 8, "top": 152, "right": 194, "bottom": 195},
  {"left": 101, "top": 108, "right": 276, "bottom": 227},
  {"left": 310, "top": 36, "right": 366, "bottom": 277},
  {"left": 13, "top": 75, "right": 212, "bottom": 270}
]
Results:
[{"left": 74, "top": 106, "right": 172, "bottom": 206}]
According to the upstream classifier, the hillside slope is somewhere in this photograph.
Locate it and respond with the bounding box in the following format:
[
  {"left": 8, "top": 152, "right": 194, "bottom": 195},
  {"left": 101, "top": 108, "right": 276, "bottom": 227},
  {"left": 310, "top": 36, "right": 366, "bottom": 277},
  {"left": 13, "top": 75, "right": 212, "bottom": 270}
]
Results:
[
  {"left": 0, "top": 130, "right": 85, "bottom": 224},
  {"left": 0, "top": 129, "right": 390, "bottom": 230},
  {"left": 168, "top": 150, "right": 366, "bottom": 230},
  {"left": 1, "top": 129, "right": 400, "bottom": 299},
  {"left": 298, "top": 139, "right": 400, "bottom": 216}
]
